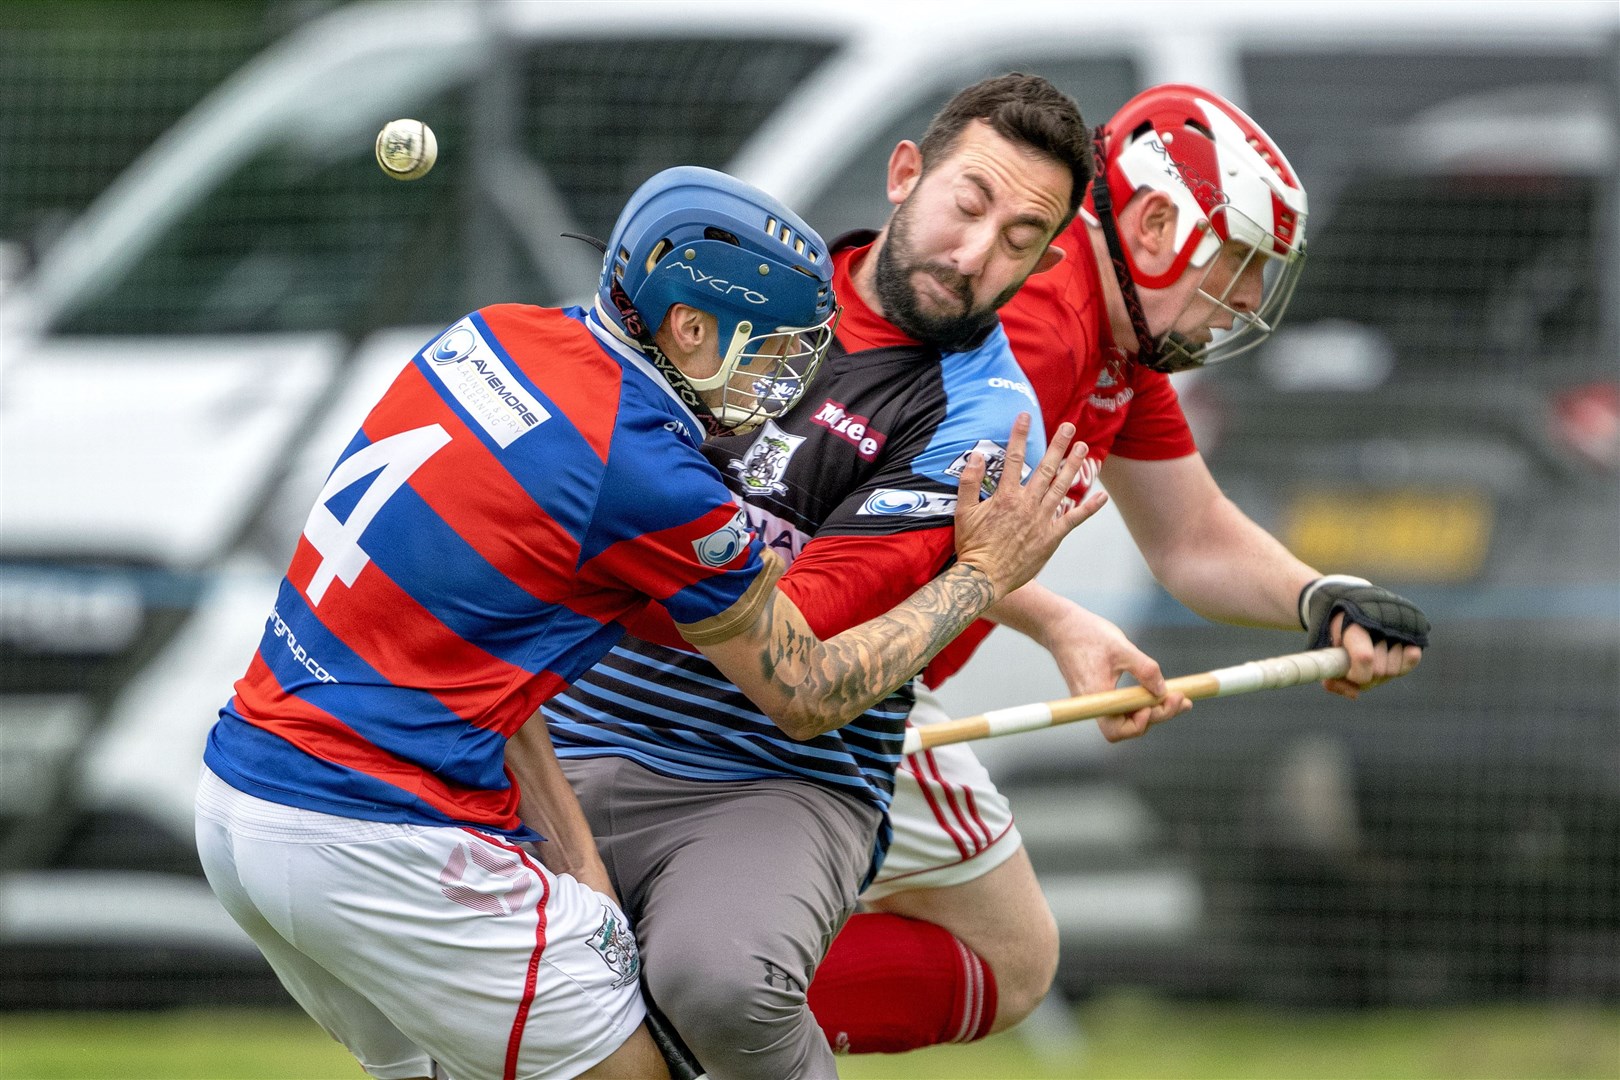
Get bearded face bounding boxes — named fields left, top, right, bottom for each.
left=872, top=194, right=1022, bottom=350
left=868, top=122, right=1072, bottom=350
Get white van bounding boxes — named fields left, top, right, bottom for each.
left=1, top=0, right=1613, bottom=1006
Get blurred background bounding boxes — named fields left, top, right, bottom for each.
left=0, top=1, right=1616, bottom=1076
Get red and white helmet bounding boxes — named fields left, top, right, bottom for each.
left=1088, top=83, right=1308, bottom=371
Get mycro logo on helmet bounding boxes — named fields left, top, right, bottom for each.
left=1145, top=136, right=1228, bottom=211
left=667, top=262, right=769, bottom=305
left=430, top=326, right=478, bottom=364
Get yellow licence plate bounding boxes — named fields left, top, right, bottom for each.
left=1282, top=489, right=1493, bottom=583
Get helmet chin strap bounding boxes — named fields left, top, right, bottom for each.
left=1091, top=129, right=1168, bottom=372
left=601, top=281, right=728, bottom=437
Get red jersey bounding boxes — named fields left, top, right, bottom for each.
left=922, top=220, right=1198, bottom=686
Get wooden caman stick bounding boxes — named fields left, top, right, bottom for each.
left=901, top=646, right=1351, bottom=756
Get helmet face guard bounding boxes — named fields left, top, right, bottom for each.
left=688, top=306, right=841, bottom=435
left=599, top=167, right=839, bottom=435
left=1155, top=204, right=1307, bottom=373
left=1090, top=84, right=1308, bottom=372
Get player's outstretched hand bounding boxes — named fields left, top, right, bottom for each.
left=953, top=415, right=1107, bottom=601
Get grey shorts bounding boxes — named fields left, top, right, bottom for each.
left=561, top=755, right=881, bottom=1080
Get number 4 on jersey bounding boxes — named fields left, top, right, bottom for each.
left=302, top=424, right=452, bottom=604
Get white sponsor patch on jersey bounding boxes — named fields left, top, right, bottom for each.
left=857, top=488, right=958, bottom=518
left=422, top=318, right=551, bottom=448
left=810, top=399, right=887, bottom=461
left=727, top=419, right=806, bottom=497
left=692, top=507, right=752, bottom=568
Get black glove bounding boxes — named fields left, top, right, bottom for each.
left=1299, top=575, right=1431, bottom=650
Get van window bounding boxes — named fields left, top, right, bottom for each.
left=520, top=37, right=838, bottom=241
left=54, top=36, right=837, bottom=338
left=1241, top=47, right=1614, bottom=383
left=1281, top=173, right=1602, bottom=382
left=1241, top=47, right=1615, bottom=182
left=801, top=54, right=1139, bottom=240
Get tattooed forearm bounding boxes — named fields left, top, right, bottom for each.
left=765, top=562, right=998, bottom=739
left=757, top=589, right=815, bottom=690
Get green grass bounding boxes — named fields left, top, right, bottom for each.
left=0, top=1009, right=354, bottom=1079
left=1, top=997, right=1616, bottom=1079
left=841, top=995, right=1620, bottom=1080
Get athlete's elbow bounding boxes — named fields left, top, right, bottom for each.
left=767, top=712, right=826, bottom=741
left=765, top=703, right=847, bottom=742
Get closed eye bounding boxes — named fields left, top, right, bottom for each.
left=1005, top=228, right=1042, bottom=255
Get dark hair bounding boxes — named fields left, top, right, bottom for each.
left=916, top=73, right=1093, bottom=233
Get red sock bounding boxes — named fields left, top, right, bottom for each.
left=809, top=912, right=998, bottom=1054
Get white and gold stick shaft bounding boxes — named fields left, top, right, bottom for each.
left=901, top=647, right=1349, bottom=756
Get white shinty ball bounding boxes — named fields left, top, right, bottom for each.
left=375, top=119, right=437, bottom=181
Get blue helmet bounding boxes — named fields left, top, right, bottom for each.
left=598, top=166, right=839, bottom=435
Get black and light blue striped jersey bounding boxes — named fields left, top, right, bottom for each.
left=544, top=237, right=1047, bottom=825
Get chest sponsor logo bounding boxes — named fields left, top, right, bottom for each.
left=586, top=905, right=641, bottom=989
left=693, top=507, right=752, bottom=568
left=728, top=419, right=805, bottom=497
left=810, top=399, right=886, bottom=461
left=422, top=318, right=551, bottom=448
left=858, top=488, right=958, bottom=518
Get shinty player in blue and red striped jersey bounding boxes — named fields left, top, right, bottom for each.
left=194, top=166, right=1104, bottom=1080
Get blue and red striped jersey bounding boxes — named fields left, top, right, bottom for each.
left=204, top=305, right=766, bottom=836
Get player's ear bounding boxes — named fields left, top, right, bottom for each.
left=1033, top=242, right=1067, bottom=275
left=674, top=304, right=711, bottom=349
left=658, top=303, right=714, bottom=365
left=1133, top=190, right=1178, bottom=258
left=886, top=140, right=923, bottom=206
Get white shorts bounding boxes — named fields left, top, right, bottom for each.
left=195, top=767, right=644, bottom=1080
left=863, top=688, right=1021, bottom=901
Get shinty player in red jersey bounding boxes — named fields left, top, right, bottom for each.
left=808, top=84, right=1431, bottom=1055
